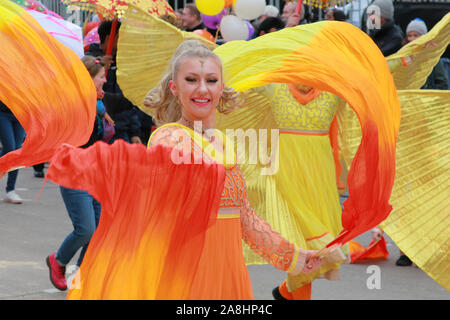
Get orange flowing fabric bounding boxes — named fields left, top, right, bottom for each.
left=214, top=21, right=401, bottom=248
left=0, top=2, right=96, bottom=174
left=45, top=140, right=225, bottom=299
left=349, top=237, right=389, bottom=263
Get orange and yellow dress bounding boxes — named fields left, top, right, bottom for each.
left=45, top=123, right=305, bottom=299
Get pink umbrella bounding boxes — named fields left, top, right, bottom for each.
left=83, top=26, right=100, bottom=52
left=27, top=9, right=84, bottom=57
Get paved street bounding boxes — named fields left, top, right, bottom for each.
left=0, top=166, right=448, bottom=300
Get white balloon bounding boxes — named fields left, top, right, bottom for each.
left=220, top=15, right=249, bottom=42
left=233, top=0, right=266, bottom=20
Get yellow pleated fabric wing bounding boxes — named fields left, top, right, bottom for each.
left=386, top=13, right=450, bottom=90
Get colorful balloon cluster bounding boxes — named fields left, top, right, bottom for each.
left=196, top=0, right=265, bottom=42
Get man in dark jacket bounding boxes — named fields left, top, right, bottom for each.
left=366, top=0, right=403, bottom=56
left=86, top=20, right=145, bottom=144
left=256, top=17, right=285, bottom=37
left=181, top=4, right=204, bottom=32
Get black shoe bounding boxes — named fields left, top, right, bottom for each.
left=272, top=286, right=288, bottom=300
left=34, top=171, right=45, bottom=178
left=396, top=254, right=412, bottom=266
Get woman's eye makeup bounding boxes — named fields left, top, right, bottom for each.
left=184, top=76, right=219, bottom=83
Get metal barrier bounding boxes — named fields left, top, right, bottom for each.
left=41, top=0, right=89, bottom=26
left=40, top=0, right=286, bottom=25
left=168, top=0, right=282, bottom=12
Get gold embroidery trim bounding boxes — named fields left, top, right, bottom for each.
left=217, top=214, right=240, bottom=219
left=286, top=247, right=300, bottom=273
left=217, top=207, right=240, bottom=219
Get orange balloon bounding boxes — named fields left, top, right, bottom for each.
left=193, top=29, right=215, bottom=43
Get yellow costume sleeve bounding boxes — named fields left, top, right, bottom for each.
left=386, top=13, right=450, bottom=90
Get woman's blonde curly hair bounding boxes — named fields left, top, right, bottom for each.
left=143, top=40, right=243, bottom=126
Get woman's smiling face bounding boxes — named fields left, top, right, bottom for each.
left=169, top=56, right=224, bottom=124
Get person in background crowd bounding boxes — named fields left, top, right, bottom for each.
left=257, top=16, right=285, bottom=37
left=0, top=100, right=26, bottom=204
left=404, top=18, right=448, bottom=90
left=181, top=3, right=205, bottom=32
left=325, top=8, right=347, bottom=22
left=252, top=5, right=280, bottom=31
left=282, top=1, right=307, bottom=28
left=442, top=58, right=450, bottom=90
left=86, top=20, right=143, bottom=144
left=45, top=56, right=107, bottom=291
left=33, top=163, right=45, bottom=178
left=366, top=0, right=403, bottom=56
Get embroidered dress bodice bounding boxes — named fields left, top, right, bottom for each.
left=264, top=83, right=340, bottom=132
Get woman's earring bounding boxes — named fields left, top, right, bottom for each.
left=217, top=98, right=224, bottom=113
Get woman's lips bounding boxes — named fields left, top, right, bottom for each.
left=191, top=97, right=211, bottom=106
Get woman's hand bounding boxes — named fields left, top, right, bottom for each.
left=424, top=41, right=438, bottom=49
left=289, top=249, right=323, bottom=275
left=371, top=227, right=384, bottom=242
left=104, top=112, right=115, bottom=126
left=302, top=250, right=322, bottom=274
